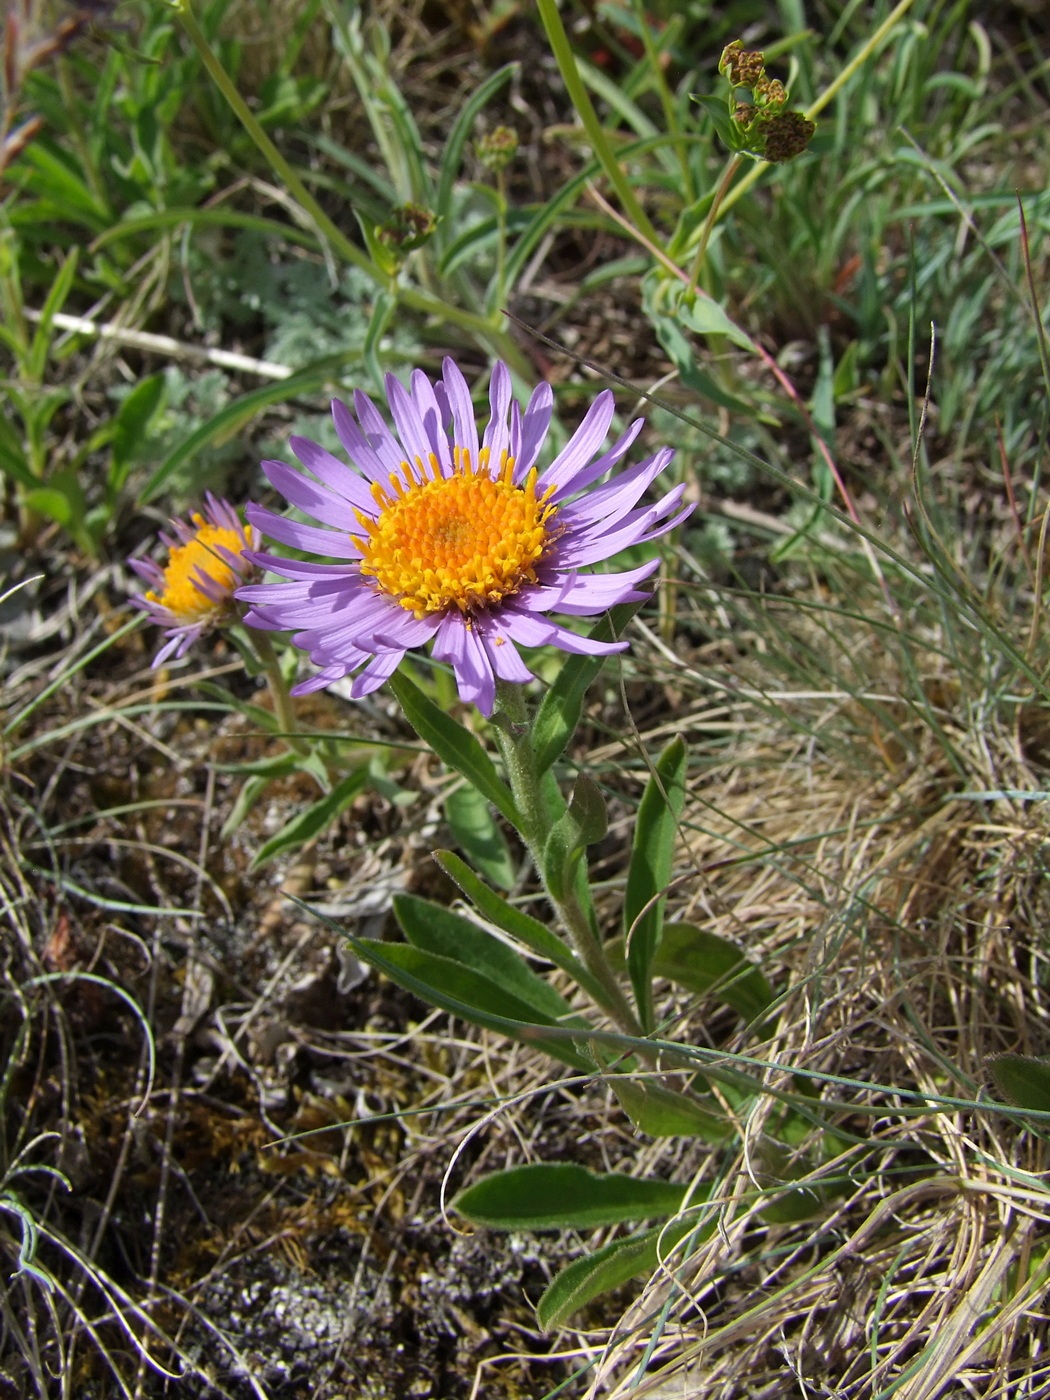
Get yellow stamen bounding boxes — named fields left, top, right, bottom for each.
left=146, top=518, right=245, bottom=621
left=355, top=452, right=558, bottom=618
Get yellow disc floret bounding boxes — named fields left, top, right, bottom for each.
left=355, top=449, right=558, bottom=618
left=146, top=518, right=245, bottom=621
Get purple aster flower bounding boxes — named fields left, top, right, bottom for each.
left=237, top=359, right=690, bottom=716
left=129, top=493, right=259, bottom=666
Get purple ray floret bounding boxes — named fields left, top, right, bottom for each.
left=237, top=359, right=690, bottom=715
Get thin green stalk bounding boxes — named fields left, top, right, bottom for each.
left=686, top=153, right=742, bottom=294
left=493, top=683, right=643, bottom=1037
left=630, top=0, right=694, bottom=203
left=536, top=0, right=659, bottom=248
left=249, top=630, right=306, bottom=755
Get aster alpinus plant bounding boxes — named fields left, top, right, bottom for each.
left=231, top=359, right=796, bottom=1327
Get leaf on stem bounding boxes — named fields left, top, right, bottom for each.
left=624, top=735, right=687, bottom=1032
left=388, top=670, right=522, bottom=828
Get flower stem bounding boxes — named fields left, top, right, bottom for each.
left=493, top=683, right=643, bottom=1037
left=249, top=630, right=306, bottom=754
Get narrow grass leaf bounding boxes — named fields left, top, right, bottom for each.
left=435, top=61, right=518, bottom=233
left=388, top=670, right=521, bottom=827
left=141, top=351, right=362, bottom=502
left=453, top=1163, right=688, bottom=1230
left=250, top=767, right=368, bottom=868
left=393, top=893, right=581, bottom=1025
left=624, top=736, right=687, bottom=1032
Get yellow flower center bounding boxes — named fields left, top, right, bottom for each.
left=355, top=448, right=558, bottom=618
left=147, top=519, right=245, bottom=621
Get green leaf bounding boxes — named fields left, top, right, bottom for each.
left=444, top=783, right=516, bottom=891
left=610, top=1076, right=731, bottom=1141
left=652, top=923, right=776, bottom=1025
left=250, top=767, right=368, bottom=868
left=387, top=669, right=521, bottom=828
left=987, top=1054, right=1050, bottom=1113
left=532, top=603, right=640, bottom=775
left=109, top=372, right=165, bottom=494
left=435, top=62, right=518, bottom=232
left=431, top=850, right=610, bottom=1004
left=453, top=1163, right=688, bottom=1230
left=27, top=247, right=79, bottom=381
left=354, top=939, right=593, bottom=1070
left=542, top=773, right=608, bottom=902
left=393, top=893, right=580, bottom=1027
left=677, top=292, right=756, bottom=354
left=624, top=736, right=687, bottom=1032
left=536, top=1212, right=709, bottom=1331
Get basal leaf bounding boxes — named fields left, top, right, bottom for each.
left=652, top=922, right=776, bottom=1026
left=453, top=1163, right=687, bottom=1230
left=536, top=1212, right=710, bottom=1331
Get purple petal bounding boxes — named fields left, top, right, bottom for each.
left=481, top=361, right=512, bottom=474
left=246, top=504, right=362, bottom=559
left=557, top=446, right=674, bottom=526
left=410, top=369, right=454, bottom=474
left=498, top=607, right=628, bottom=656
left=441, top=357, right=480, bottom=470
left=262, top=459, right=362, bottom=532
left=350, top=649, right=405, bottom=698
left=516, top=381, right=554, bottom=475
left=547, top=420, right=647, bottom=504
left=386, top=373, right=435, bottom=472
left=475, top=613, right=535, bottom=684
left=537, top=391, right=615, bottom=494
left=332, top=397, right=396, bottom=483
left=289, top=436, right=375, bottom=513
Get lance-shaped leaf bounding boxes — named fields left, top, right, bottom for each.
left=531, top=603, right=641, bottom=775
left=444, top=781, right=517, bottom=891
left=453, top=1162, right=688, bottom=1230
left=536, top=1210, right=711, bottom=1331
left=652, top=923, right=776, bottom=1026
left=542, top=774, right=608, bottom=903
left=624, top=736, right=687, bottom=1032
left=393, top=893, right=582, bottom=1027
left=388, top=669, right=521, bottom=828
left=433, top=851, right=609, bottom=1004
left=610, top=1076, right=731, bottom=1141
left=356, top=937, right=593, bottom=1070
left=988, top=1054, right=1050, bottom=1113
